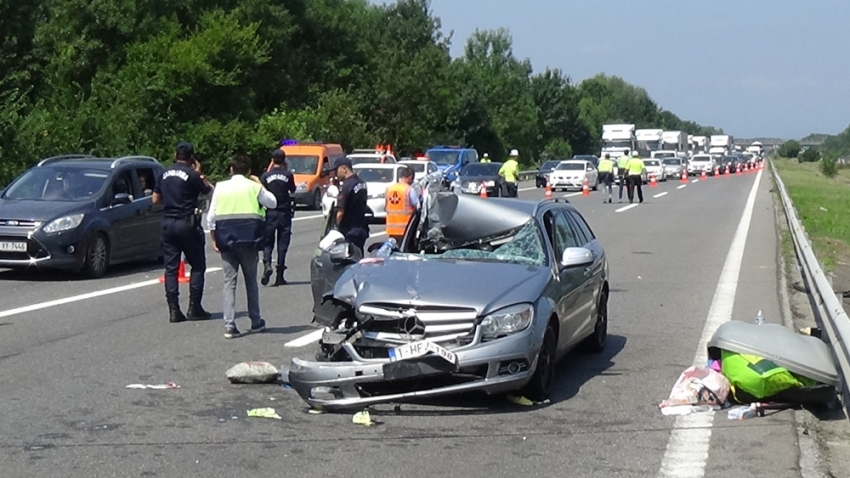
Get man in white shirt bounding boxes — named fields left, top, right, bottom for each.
left=206, top=154, right=277, bottom=339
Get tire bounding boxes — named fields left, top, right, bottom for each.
left=493, top=186, right=501, bottom=197
left=310, top=189, right=322, bottom=211
left=83, top=233, right=110, bottom=279
left=522, top=322, right=557, bottom=402
left=582, top=290, right=608, bottom=353
left=592, top=179, right=598, bottom=191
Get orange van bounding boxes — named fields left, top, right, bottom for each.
left=279, top=142, right=345, bottom=210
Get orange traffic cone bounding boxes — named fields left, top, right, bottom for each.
left=158, top=258, right=190, bottom=283
left=736, top=165, right=742, bottom=175
left=544, top=181, right=552, bottom=198
left=581, top=177, right=590, bottom=196
left=714, top=167, right=719, bottom=177
left=479, top=182, right=488, bottom=198
left=725, top=167, right=731, bottom=177
left=701, top=170, right=707, bottom=180
left=681, top=171, right=689, bottom=183
left=649, top=174, right=657, bottom=188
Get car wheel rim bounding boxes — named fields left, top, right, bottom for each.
left=596, top=296, right=608, bottom=346
left=540, top=329, right=555, bottom=392
left=90, top=237, right=107, bottom=273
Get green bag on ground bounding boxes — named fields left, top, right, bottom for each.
left=720, top=350, right=819, bottom=400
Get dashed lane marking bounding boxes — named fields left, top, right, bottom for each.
left=653, top=192, right=668, bottom=198
left=284, top=329, right=324, bottom=348
left=0, top=267, right=223, bottom=319
left=677, top=185, right=687, bottom=189
left=615, top=204, right=639, bottom=213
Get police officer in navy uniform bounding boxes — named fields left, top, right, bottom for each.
left=333, top=157, right=370, bottom=253
left=152, top=141, right=215, bottom=323
left=260, top=149, right=296, bottom=286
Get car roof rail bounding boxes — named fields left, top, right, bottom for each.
left=110, top=156, right=161, bottom=169
left=37, top=154, right=96, bottom=167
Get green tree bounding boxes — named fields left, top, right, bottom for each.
left=540, top=138, right=573, bottom=160
left=799, top=147, right=820, bottom=163
left=778, top=140, right=802, bottom=158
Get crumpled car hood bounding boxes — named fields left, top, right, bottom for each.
left=333, top=257, right=550, bottom=316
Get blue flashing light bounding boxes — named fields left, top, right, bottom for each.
left=280, top=139, right=299, bottom=146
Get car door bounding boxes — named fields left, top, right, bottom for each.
left=565, top=209, right=604, bottom=339
left=586, top=162, right=598, bottom=185
left=100, top=169, right=143, bottom=262
left=542, top=208, right=586, bottom=351
left=134, top=167, right=164, bottom=259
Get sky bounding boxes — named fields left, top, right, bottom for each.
left=376, top=0, right=850, bottom=139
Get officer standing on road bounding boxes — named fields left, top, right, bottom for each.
left=207, top=154, right=278, bottom=339
left=499, top=149, right=520, bottom=197
left=152, top=141, right=214, bottom=323
left=260, top=149, right=296, bottom=287
left=333, top=157, right=370, bottom=253
left=598, top=153, right=615, bottom=204
left=626, top=150, right=646, bottom=204
left=616, top=152, right=630, bottom=203
left=385, top=167, right=418, bottom=245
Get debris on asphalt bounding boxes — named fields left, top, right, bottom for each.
left=226, top=361, right=280, bottom=384
left=308, top=408, right=324, bottom=415
left=506, top=395, right=550, bottom=406
left=658, top=366, right=730, bottom=415
left=125, top=382, right=180, bottom=390
left=247, top=408, right=282, bottom=420
left=352, top=410, right=374, bottom=426
left=727, top=404, right=758, bottom=420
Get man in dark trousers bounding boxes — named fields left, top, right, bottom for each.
left=152, top=141, right=215, bottom=323
left=333, top=157, right=370, bottom=253
left=260, top=149, right=296, bottom=286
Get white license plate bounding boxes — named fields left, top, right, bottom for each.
left=389, top=340, right=457, bottom=365
left=0, top=241, right=26, bottom=252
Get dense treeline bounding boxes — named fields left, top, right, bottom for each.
left=0, top=0, right=723, bottom=184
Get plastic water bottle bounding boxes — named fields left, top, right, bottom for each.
left=375, top=238, right=398, bottom=258
left=727, top=403, right=758, bottom=420
left=755, top=310, right=765, bottom=325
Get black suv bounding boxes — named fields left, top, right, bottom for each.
left=535, top=160, right=560, bottom=187
left=0, top=154, right=166, bottom=277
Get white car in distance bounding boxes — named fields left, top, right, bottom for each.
left=547, top=160, right=598, bottom=192
left=643, top=159, right=667, bottom=182
left=321, top=163, right=407, bottom=218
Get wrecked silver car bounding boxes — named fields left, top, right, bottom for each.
left=289, top=192, right=610, bottom=410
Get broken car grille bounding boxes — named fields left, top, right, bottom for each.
left=357, top=303, right=478, bottom=345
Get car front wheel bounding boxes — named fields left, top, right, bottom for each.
left=582, top=290, right=608, bottom=353
left=83, top=233, right=110, bottom=278
left=522, top=322, right=557, bottom=402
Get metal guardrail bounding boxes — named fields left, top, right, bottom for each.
left=518, top=170, right=538, bottom=181
left=771, top=159, right=850, bottom=413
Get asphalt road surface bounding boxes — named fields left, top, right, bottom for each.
left=0, top=170, right=805, bottom=478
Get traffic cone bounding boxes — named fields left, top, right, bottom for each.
left=479, top=182, right=488, bottom=198
left=581, top=177, right=590, bottom=196
left=736, top=166, right=741, bottom=175
left=701, top=170, right=707, bottom=180
left=650, top=174, right=657, bottom=188
left=681, top=171, right=688, bottom=183
left=714, top=167, right=719, bottom=177
left=158, top=257, right=190, bottom=283
left=544, top=181, right=552, bottom=198
left=725, top=167, right=731, bottom=177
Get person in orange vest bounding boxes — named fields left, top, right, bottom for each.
left=384, top=167, right=418, bottom=244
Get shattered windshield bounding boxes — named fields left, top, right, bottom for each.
left=423, top=221, right=546, bottom=267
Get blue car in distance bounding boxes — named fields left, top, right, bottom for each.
left=426, top=146, right=479, bottom=187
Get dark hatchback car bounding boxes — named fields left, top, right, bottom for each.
left=536, top=160, right=560, bottom=188
left=572, top=155, right=600, bottom=168
left=452, top=162, right=508, bottom=197
left=0, top=154, right=165, bottom=278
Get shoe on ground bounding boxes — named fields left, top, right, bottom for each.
left=169, top=307, right=186, bottom=323
left=249, top=319, right=266, bottom=334
left=224, top=326, right=241, bottom=339
left=186, top=303, right=212, bottom=321
left=272, top=270, right=287, bottom=287
left=261, top=263, right=273, bottom=286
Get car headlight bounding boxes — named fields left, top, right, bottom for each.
left=296, top=182, right=307, bottom=191
left=42, top=214, right=84, bottom=234
left=484, top=180, right=495, bottom=187
left=479, top=303, right=534, bottom=339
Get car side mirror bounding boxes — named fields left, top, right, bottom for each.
left=329, top=241, right=355, bottom=264
left=112, top=193, right=132, bottom=206
left=561, top=247, right=593, bottom=269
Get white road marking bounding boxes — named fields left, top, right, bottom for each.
left=691, top=179, right=700, bottom=183
left=284, top=329, right=324, bottom=348
left=0, top=267, right=223, bottom=319
left=653, top=192, right=668, bottom=198
left=293, top=213, right=325, bottom=222
left=563, top=192, right=582, bottom=198
left=677, top=185, right=687, bottom=190
left=657, top=169, right=763, bottom=478
left=615, top=204, right=639, bottom=213
left=519, top=186, right=537, bottom=192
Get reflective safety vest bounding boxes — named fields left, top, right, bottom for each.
left=616, top=156, right=630, bottom=175
left=598, top=158, right=615, bottom=173
left=627, top=157, right=645, bottom=175
left=385, top=182, right=415, bottom=237
left=213, top=176, right=266, bottom=252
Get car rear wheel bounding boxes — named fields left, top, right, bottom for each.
left=522, top=322, right=557, bottom=402
left=83, top=233, right=110, bottom=279
left=582, top=291, right=608, bottom=353
left=310, top=189, right=321, bottom=211
left=591, top=178, right=598, bottom=191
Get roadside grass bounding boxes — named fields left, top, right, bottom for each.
left=773, top=158, right=850, bottom=272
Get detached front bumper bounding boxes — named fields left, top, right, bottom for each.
left=288, top=327, right=539, bottom=411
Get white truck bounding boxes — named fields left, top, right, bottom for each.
left=635, top=129, right=664, bottom=157
left=709, top=135, right=733, bottom=155
left=601, top=124, right=637, bottom=159
left=692, top=136, right=708, bottom=154
left=747, top=142, right=764, bottom=158
left=652, top=131, right=689, bottom=159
